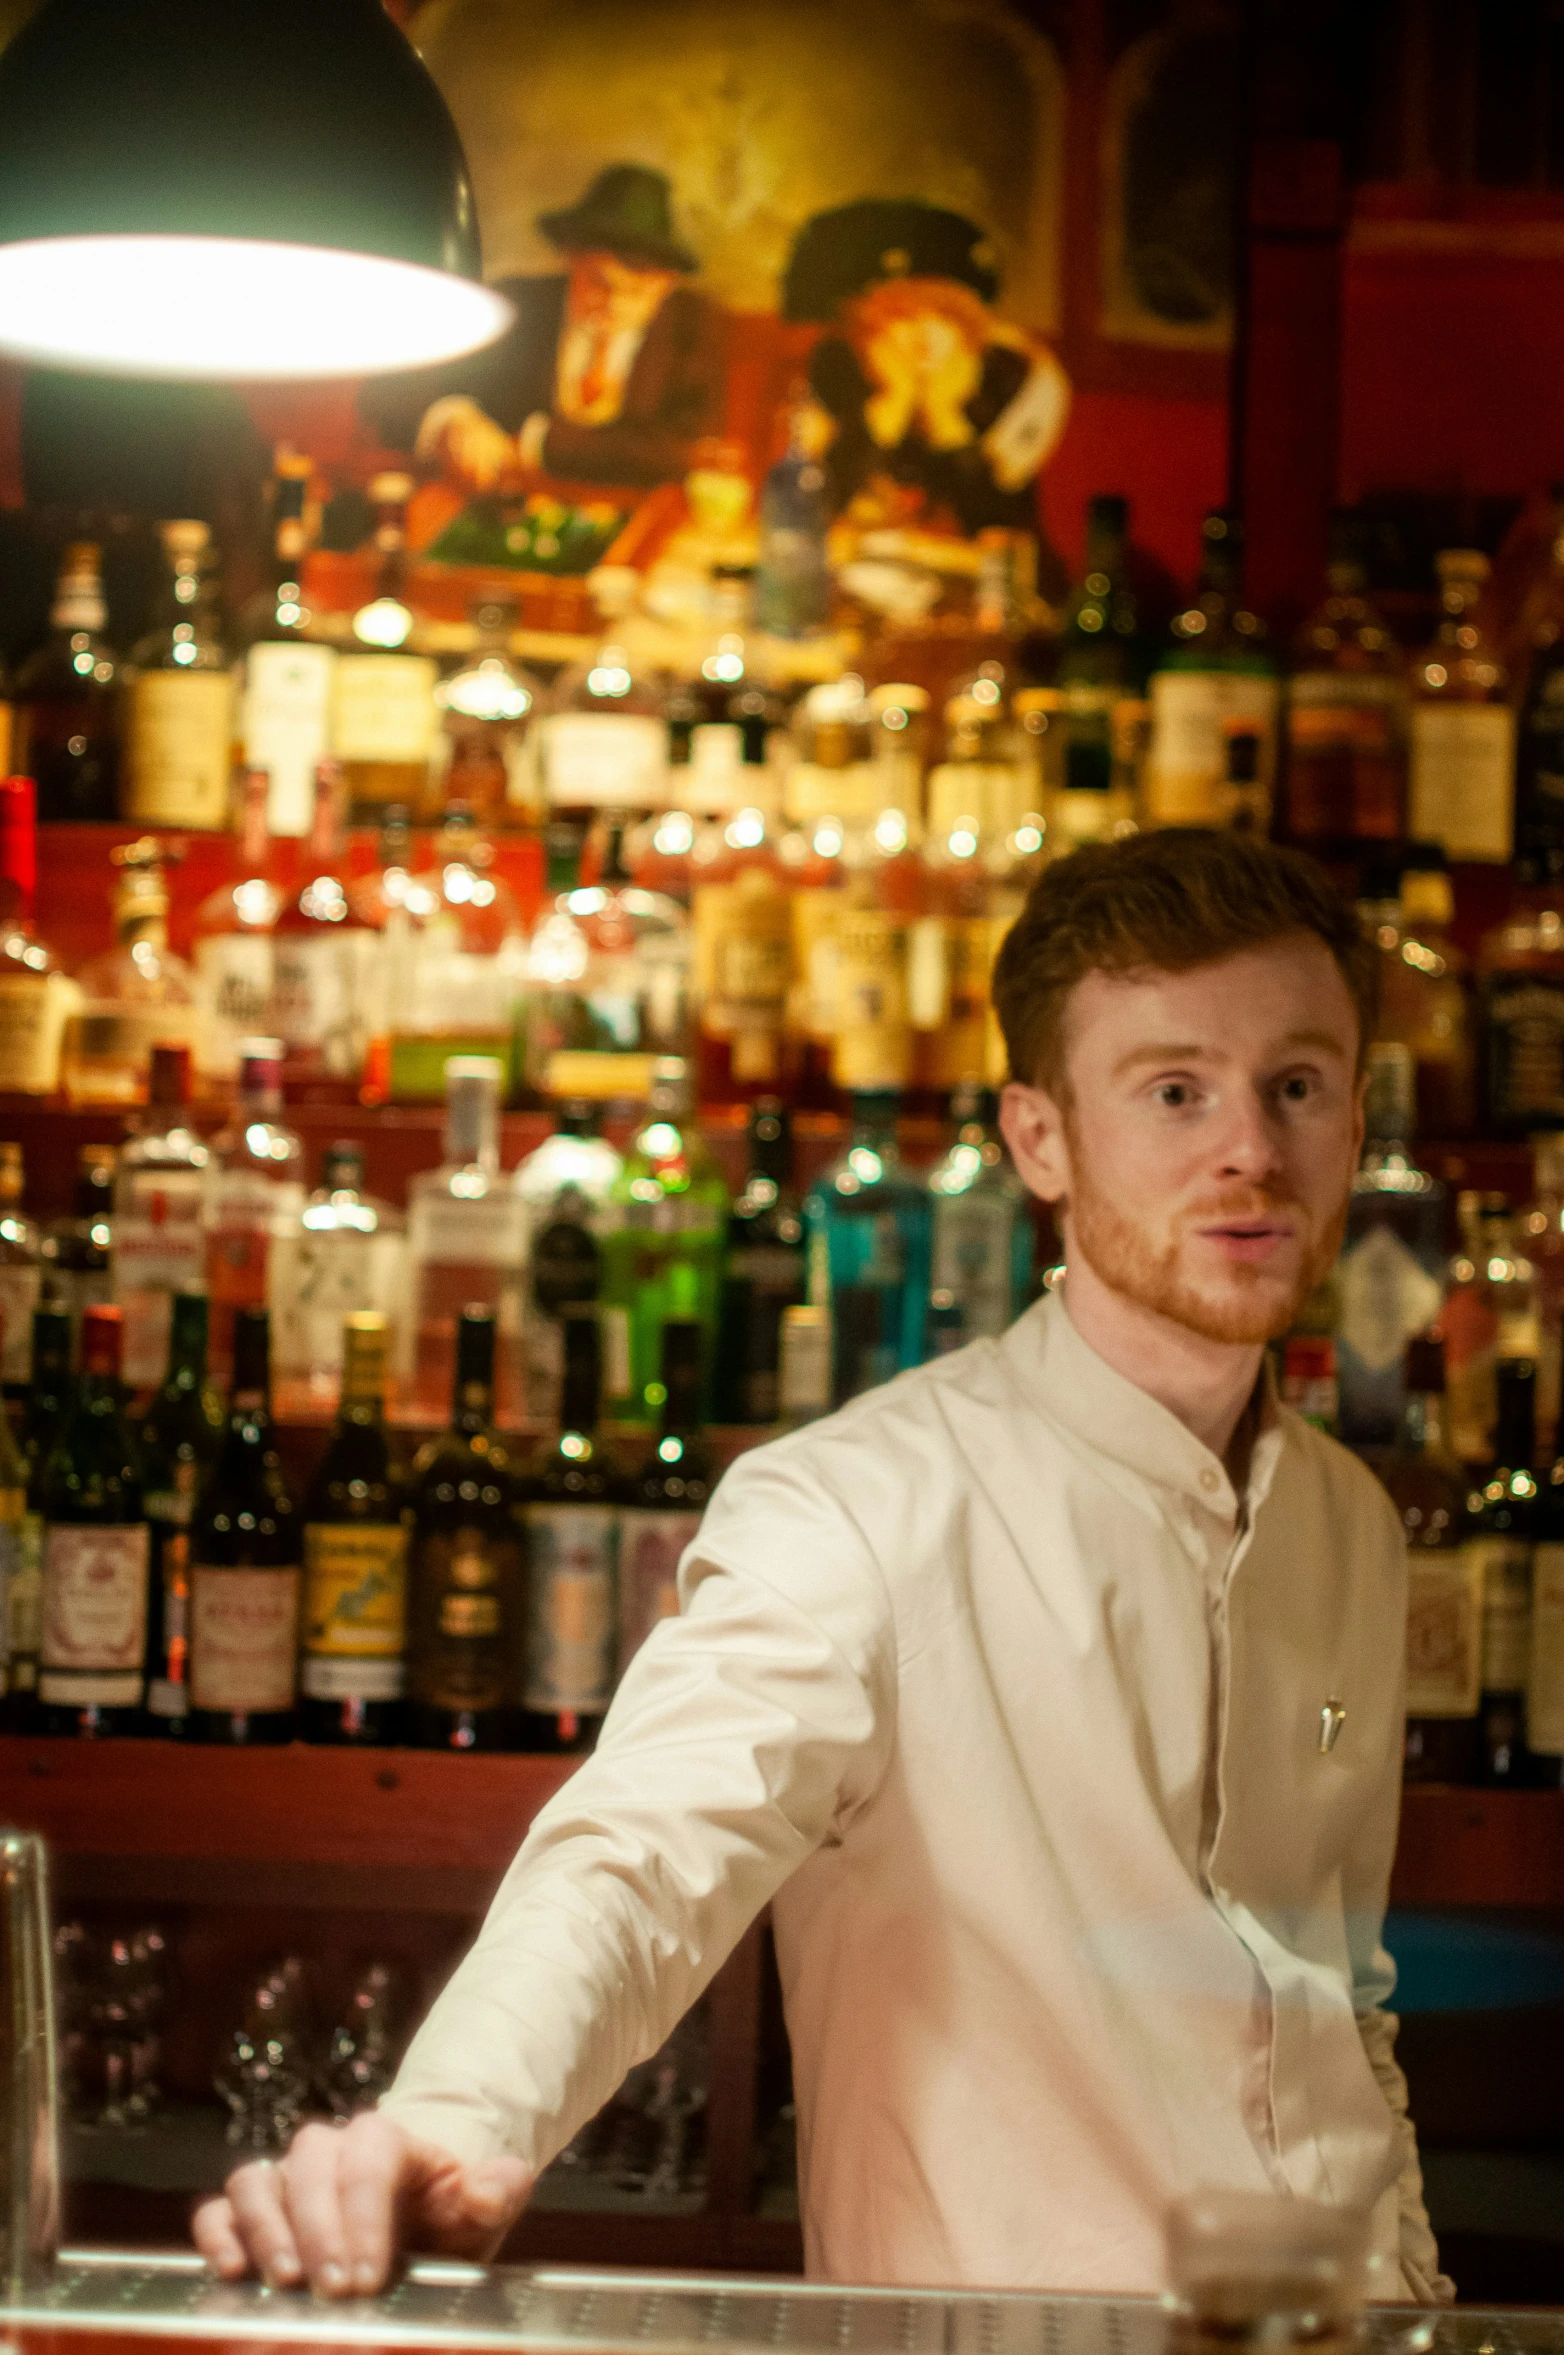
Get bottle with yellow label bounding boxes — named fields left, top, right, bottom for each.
left=693, top=785, right=794, bottom=1104
left=407, top=1307, right=520, bottom=1753
left=331, top=474, right=438, bottom=824
left=912, top=753, right=1008, bottom=1099
left=123, top=519, right=235, bottom=830
left=300, top=1311, right=408, bottom=1746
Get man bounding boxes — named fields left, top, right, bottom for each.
left=196, top=830, right=1450, bottom=2306
left=362, top=164, right=722, bottom=492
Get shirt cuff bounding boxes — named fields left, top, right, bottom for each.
left=376, top=2092, right=515, bottom=2174
left=517, top=411, right=552, bottom=471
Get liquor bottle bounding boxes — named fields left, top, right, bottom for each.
left=519, top=1307, right=618, bottom=1753
left=137, top=1289, right=224, bottom=1734
left=518, top=812, right=691, bottom=1102
left=0, top=1141, right=40, bottom=1391
left=404, top=1057, right=526, bottom=1425
left=1382, top=849, right=1474, bottom=1138
left=203, top=1039, right=305, bottom=1387
left=1467, top=1355, right=1538, bottom=1786
left=1514, top=560, right=1564, bottom=874
left=435, top=595, right=541, bottom=830
left=382, top=804, right=529, bottom=1100
left=754, top=402, right=832, bottom=639
left=805, top=1091, right=933, bottom=1402
left=191, top=767, right=282, bottom=1085
left=1525, top=1139, right=1564, bottom=1462
left=1528, top=1331, right=1564, bottom=1787
left=1145, top=510, right=1279, bottom=829
left=237, top=447, right=337, bottom=839
left=122, top=519, right=234, bottom=830
left=1407, top=549, right=1513, bottom=863
left=406, top=1307, right=521, bottom=1752
left=0, top=772, right=76, bottom=1096
left=619, top=1317, right=713, bottom=1672
left=1437, top=1192, right=1530, bottom=1466
left=6, top=1306, right=73, bottom=1715
left=110, top=1043, right=211, bottom=1389
left=1332, top=1041, right=1446, bottom=1449
left=0, top=1339, right=25, bottom=1699
left=300, top=1311, right=409, bottom=1745
left=59, top=837, right=198, bottom=1105
left=188, top=1306, right=301, bottom=1745
left=39, top=1146, right=114, bottom=1335
left=714, top=1099, right=806, bottom=1424
left=269, top=1141, right=405, bottom=1422
left=35, top=1304, right=149, bottom=1736
left=778, top=1302, right=832, bottom=1429
left=538, top=573, right=667, bottom=830
left=1284, top=512, right=1407, bottom=848
left=514, top=1101, right=624, bottom=1428
left=13, top=540, right=120, bottom=823
left=912, top=754, right=1003, bottom=1096
left=926, top=1085, right=1034, bottom=1345
left=1378, top=1335, right=1482, bottom=1785
left=270, top=760, right=381, bottom=1103
left=600, top=1058, right=729, bottom=1423
left=1054, top=495, right=1153, bottom=820
left=330, top=473, right=440, bottom=823
left=692, top=786, right=794, bottom=1103
left=1479, top=855, right=1564, bottom=1133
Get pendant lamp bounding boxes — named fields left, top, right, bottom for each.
left=0, top=0, right=513, bottom=378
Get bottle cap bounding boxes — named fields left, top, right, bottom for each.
left=147, top=1042, right=193, bottom=1108
left=79, top=1303, right=125, bottom=1380
left=779, top=1304, right=832, bottom=1416
left=236, top=1038, right=285, bottom=1103
left=340, top=1311, right=389, bottom=1405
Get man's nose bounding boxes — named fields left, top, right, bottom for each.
left=1214, top=1089, right=1286, bottom=1180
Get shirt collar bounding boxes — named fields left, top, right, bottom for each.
left=999, top=1288, right=1284, bottom=1524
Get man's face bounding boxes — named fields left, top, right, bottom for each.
left=1001, top=934, right=1365, bottom=1346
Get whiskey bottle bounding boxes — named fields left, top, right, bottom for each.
left=0, top=1140, right=40, bottom=1392
left=519, top=1307, right=618, bottom=1753
left=1407, top=549, right=1514, bottom=863
left=714, top=1099, right=806, bottom=1424
left=514, top=1101, right=623, bottom=1428
left=138, top=1289, right=223, bottom=1734
left=407, top=1307, right=521, bottom=1752
left=13, top=540, right=120, bottom=824
left=1479, top=854, right=1564, bottom=1133
left=1530, top=1329, right=1564, bottom=1786
left=122, top=520, right=234, bottom=831
left=40, top=1147, right=114, bottom=1337
left=1379, top=1335, right=1481, bottom=1784
left=237, top=447, right=337, bottom=839
left=1468, top=1356, right=1538, bottom=1786
left=1332, top=1042, right=1446, bottom=1448
left=0, top=772, right=76, bottom=1097
left=778, top=1303, right=832, bottom=1429
left=188, top=1306, right=301, bottom=1745
left=435, top=594, right=539, bottom=829
left=1146, top=510, right=1279, bottom=829
left=1285, top=513, right=1407, bottom=848
left=331, top=474, right=439, bottom=824
left=5, top=1306, right=72, bottom=1717
left=300, top=1312, right=408, bottom=1745
left=270, top=761, right=381, bottom=1103
left=59, top=837, right=199, bottom=1105
left=110, top=1042, right=211, bottom=1389
left=36, top=1304, right=149, bottom=1737
left=618, top=1317, right=713, bottom=1674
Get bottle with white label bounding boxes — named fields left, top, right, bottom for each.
left=1332, top=1041, right=1447, bottom=1448
left=0, top=1141, right=40, bottom=1393
left=36, top=1304, right=149, bottom=1737
left=271, top=761, right=381, bottom=1102
left=1407, top=549, right=1514, bottom=864
left=520, top=1306, right=619, bottom=1752
left=539, top=569, right=667, bottom=830
left=1146, top=510, right=1279, bottom=829
left=0, top=772, right=76, bottom=1096
left=269, top=1141, right=406, bottom=1423
left=237, top=448, right=337, bottom=839
left=404, top=1058, right=527, bottom=1426
left=331, top=473, right=438, bottom=823
left=203, top=1040, right=305, bottom=1390
left=188, top=1306, right=301, bottom=1746
left=1378, top=1335, right=1482, bottom=1784
left=191, top=767, right=282, bottom=1084
left=123, top=519, right=234, bottom=830
left=111, top=1043, right=211, bottom=1389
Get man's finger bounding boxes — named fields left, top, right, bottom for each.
left=282, top=2121, right=353, bottom=2296
left=337, top=2112, right=413, bottom=2293
left=191, top=2195, right=250, bottom=2280
left=223, top=2160, right=303, bottom=2289
left=415, top=2154, right=533, bottom=2255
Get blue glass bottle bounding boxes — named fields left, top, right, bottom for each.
left=805, top=1092, right=932, bottom=1405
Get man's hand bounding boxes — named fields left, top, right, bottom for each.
left=192, top=2113, right=533, bottom=2297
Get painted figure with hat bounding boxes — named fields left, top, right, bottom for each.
left=785, top=198, right=1070, bottom=539
left=363, top=164, right=722, bottom=492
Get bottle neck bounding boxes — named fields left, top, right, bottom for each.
left=559, top=1321, right=602, bottom=1437
left=307, top=770, right=345, bottom=870
left=236, top=776, right=271, bottom=874
left=453, top=1379, right=495, bottom=1439
left=53, top=566, right=106, bottom=635
left=1401, top=1389, right=1449, bottom=1459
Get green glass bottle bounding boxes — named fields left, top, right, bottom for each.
left=618, top=1317, right=713, bottom=1674
left=137, top=1289, right=224, bottom=1735
left=300, top=1311, right=408, bottom=1746
left=188, top=1307, right=301, bottom=1746
left=599, top=1057, right=728, bottom=1423
left=519, top=1308, right=619, bottom=1754
left=36, top=1304, right=148, bottom=1738
left=5, top=1307, right=73, bottom=1722
left=1054, top=494, right=1152, bottom=812
left=407, top=1307, right=521, bottom=1753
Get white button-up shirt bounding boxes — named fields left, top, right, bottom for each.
left=383, top=1294, right=1450, bottom=2301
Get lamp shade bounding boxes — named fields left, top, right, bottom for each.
left=0, top=0, right=513, bottom=378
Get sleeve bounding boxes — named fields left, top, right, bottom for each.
left=379, top=1440, right=898, bottom=2176
left=1344, top=1486, right=1455, bottom=2308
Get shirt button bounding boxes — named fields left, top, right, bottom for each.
left=1199, top=1468, right=1221, bottom=1493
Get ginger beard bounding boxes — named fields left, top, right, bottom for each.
left=1061, top=1112, right=1349, bottom=1347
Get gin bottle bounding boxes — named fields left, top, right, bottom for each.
left=111, top=1042, right=211, bottom=1389
left=599, top=1058, right=728, bottom=1424
left=269, top=1142, right=406, bottom=1422
left=203, top=1040, right=305, bottom=1389
left=927, top=1085, right=1034, bottom=1345
left=513, top=1100, right=623, bottom=1427
left=1333, top=1041, right=1446, bottom=1449
left=403, top=1057, right=526, bottom=1426
left=805, top=1092, right=933, bottom=1404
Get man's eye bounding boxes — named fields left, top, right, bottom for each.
left=1154, top=1081, right=1195, bottom=1109
left=1279, top=1073, right=1317, bottom=1103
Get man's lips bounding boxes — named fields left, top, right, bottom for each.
left=1194, top=1218, right=1297, bottom=1264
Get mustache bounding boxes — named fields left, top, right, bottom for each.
left=1183, top=1189, right=1304, bottom=1224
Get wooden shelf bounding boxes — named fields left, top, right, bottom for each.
left=1391, top=1786, right=1564, bottom=1910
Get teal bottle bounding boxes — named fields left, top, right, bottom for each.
left=805, top=1092, right=932, bottom=1405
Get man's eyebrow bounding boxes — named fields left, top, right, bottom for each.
left=1110, top=1029, right=1350, bottom=1080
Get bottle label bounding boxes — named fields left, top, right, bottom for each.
left=1485, top=979, right=1564, bottom=1125
left=833, top=908, right=911, bottom=1091
left=124, top=671, right=235, bottom=828
left=790, top=888, right=842, bottom=1044
left=1337, top=1223, right=1444, bottom=1375
left=242, top=641, right=336, bottom=838
left=1530, top=1540, right=1564, bottom=1754
left=414, top=1528, right=517, bottom=1712
left=779, top=1317, right=833, bottom=1418
left=618, top=1507, right=699, bottom=1671
left=1146, top=670, right=1280, bottom=827
left=523, top=1502, right=617, bottom=1712
left=6, top=1508, right=42, bottom=1686
left=1471, top=1533, right=1533, bottom=1692
left=0, top=971, right=73, bottom=1094
left=1287, top=671, right=1407, bottom=736
left=542, top=712, right=666, bottom=810
left=270, top=930, right=377, bottom=1070
left=602, top=1306, right=632, bottom=1403
left=112, top=1171, right=209, bottom=1388
left=1406, top=1546, right=1484, bottom=1718
left=1409, top=702, right=1515, bottom=863
left=190, top=1563, right=300, bottom=1713
left=302, top=1523, right=408, bottom=1700
left=39, top=1522, right=150, bottom=1702
left=194, top=934, right=275, bottom=1080
left=931, top=1195, right=1019, bottom=1341
left=0, top=1261, right=41, bottom=1383
left=330, top=654, right=439, bottom=765
left=919, top=916, right=996, bottom=1091
left=694, top=874, right=792, bottom=1062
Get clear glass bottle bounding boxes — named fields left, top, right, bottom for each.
left=122, top=519, right=234, bottom=831
left=520, top=812, right=692, bottom=1102
left=1332, top=1041, right=1446, bottom=1449
left=1284, top=510, right=1407, bottom=848
left=714, top=1099, right=806, bottom=1425
left=190, top=765, right=282, bottom=1088
left=754, top=403, right=832, bottom=639
left=927, top=1084, right=1034, bottom=1345
left=59, top=836, right=198, bottom=1105
left=137, top=1288, right=224, bottom=1735
left=518, top=1306, right=619, bottom=1754
left=271, top=760, right=381, bottom=1104
left=188, top=1305, right=301, bottom=1746
left=911, top=754, right=1002, bottom=1098
left=692, top=790, right=795, bottom=1105
left=13, top=540, right=120, bottom=823
left=1479, top=853, right=1564, bottom=1133
left=619, top=1317, right=714, bottom=1673
left=403, top=1056, right=527, bottom=1428
left=35, top=1303, right=148, bottom=1737
left=269, top=1141, right=406, bottom=1423
left=1407, top=548, right=1513, bottom=864
left=406, top=1306, right=521, bottom=1753
left=1146, top=510, right=1279, bottom=830
left=513, top=1100, right=624, bottom=1429
left=300, top=1311, right=408, bottom=1746
left=0, top=1140, right=40, bottom=1391
left=1378, top=1334, right=1482, bottom=1785
left=538, top=570, right=667, bottom=835
left=435, top=595, right=540, bottom=830
left=236, top=447, right=337, bottom=840
left=40, top=1146, right=114, bottom=1337
left=804, top=1090, right=933, bottom=1404
left=1467, top=1356, right=1538, bottom=1786
left=600, top=1057, right=729, bottom=1424
left=203, top=1039, right=305, bottom=1390
left=111, top=1041, right=211, bottom=1389
left=381, top=804, right=529, bottom=1101
left=330, top=473, right=440, bottom=824
left=0, top=772, right=77, bottom=1096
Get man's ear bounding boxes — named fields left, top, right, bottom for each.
left=1000, top=1080, right=1071, bottom=1205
